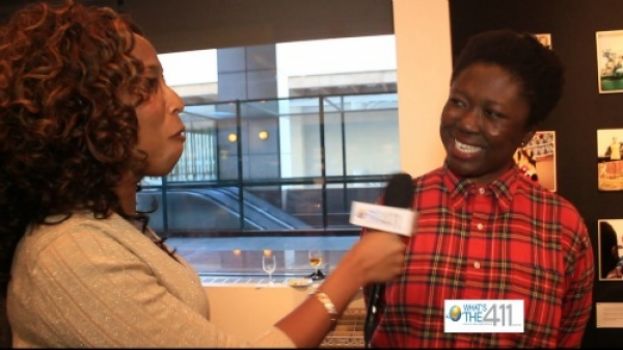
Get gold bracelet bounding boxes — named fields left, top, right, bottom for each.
left=313, top=291, right=338, bottom=326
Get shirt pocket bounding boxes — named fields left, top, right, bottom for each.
left=504, top=261, right=563, bottom=347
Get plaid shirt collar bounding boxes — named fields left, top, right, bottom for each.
left=442, top=165, right=518, bottom=213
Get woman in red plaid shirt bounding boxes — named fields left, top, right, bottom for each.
left=367, top=30, right=593, bottom=348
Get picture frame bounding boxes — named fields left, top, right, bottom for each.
left=596, top=30, right=623, bottom=94
left=597, top=128, right=623, bottom=191
left=513, top=130, right=557, bottom=192
left=598, top=219, right=623, bottom=281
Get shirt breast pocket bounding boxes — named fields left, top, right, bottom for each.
left=505, top=261, right=564, bottom=346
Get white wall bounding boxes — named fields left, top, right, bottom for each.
left=393, top=0, right=451, bottom=177
left=205, top=284, right=364, bottom=343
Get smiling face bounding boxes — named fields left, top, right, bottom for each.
left=440, top=63, right=535, bottom=184
left=131, top=35, right=186, bottom=177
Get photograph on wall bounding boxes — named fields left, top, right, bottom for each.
left=598, top=219, right=623, bottom=281
left=597, top=128, right=623, bottom=191
left=513, top=130, right=557, bottom=192
left=596, top=30, right=623, bottom=93
left=533, top=33, right=552, bottom=50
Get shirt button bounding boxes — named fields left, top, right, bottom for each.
left=478, top=187, right=485, bottom=195
left=473, top=261, right=481, bottom=269
left=476, top=223, right=484, bottom=230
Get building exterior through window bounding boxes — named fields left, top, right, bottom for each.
left=139, top=35, right=401, bottom=276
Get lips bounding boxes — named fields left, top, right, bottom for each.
left=171, top=128, right=186, bottom=141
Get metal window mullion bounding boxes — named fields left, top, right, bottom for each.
left=340, top=95, right=348, bottom=213
left=235, top=100, right=245, bottom=230
left=319, top=96, right=328, bottom=228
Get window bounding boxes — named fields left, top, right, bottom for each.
left=141, top=35, right=399, bottom=276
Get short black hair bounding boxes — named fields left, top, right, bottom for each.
left=451, top=29, right=564, bottom=127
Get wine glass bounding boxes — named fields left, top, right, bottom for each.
left=262, top=249, right=277, bottom=285
left=307, top=249, right=325, bottom=281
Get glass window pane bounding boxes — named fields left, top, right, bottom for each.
left=277, top=97, right=322, bottom=178
left=343, top=94, right=400, bottom=176
left=136, top=188, right=163, bottom=231
left=244, top=185, right=314, bottom=231
left=276, top=35, right=396, bottom=98
left=245, top=184, right=323, bottom=231
left=239, top=100, right=281, bottom=180
left=280, top=184, right=324, bottom=227
left=324, top=111, right=345, bottom=177
left=141, top=176, right=162, bottom=187
left=158, top=49, right=218, bottom=104
left=325, top=183, right=349, bottom=227
left=145, top=34, right=399, bottom=277
left=167, top=244, right=356, bottom=277
left=323, top=93, right=399, bottom=176
left=138, top=186, right=253, bottom=239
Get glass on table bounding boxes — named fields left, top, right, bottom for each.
left=262, top=249, right=277, bottom=285
left=307, top=249, right=326, bottom=281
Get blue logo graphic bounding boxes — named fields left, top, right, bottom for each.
left=448, top=305, right=462, bottom=321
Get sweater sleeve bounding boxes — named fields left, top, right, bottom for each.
left=8, top=227, right=295, bottom=348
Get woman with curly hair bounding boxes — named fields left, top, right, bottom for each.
left=0, top=1, right=406, bottom=347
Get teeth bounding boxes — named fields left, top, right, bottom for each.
left=455, top=139, right=481, bottom=153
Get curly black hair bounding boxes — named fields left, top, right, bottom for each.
left=452, top=29, right=564, bottom=127
left=0, top=0, right=158, bottom=281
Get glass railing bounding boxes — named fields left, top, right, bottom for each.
left=138, top=92, right=400, bottom=236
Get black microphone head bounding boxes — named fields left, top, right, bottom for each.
left=383, top=172, right=414, bottom=208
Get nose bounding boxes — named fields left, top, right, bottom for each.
left=167, top=85, right=185, bottom=115
left=457, top=107, right=480, bottom=133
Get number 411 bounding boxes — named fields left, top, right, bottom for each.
left=483, top=303, right=515, bottom=326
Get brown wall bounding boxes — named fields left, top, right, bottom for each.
left=0, top=0, right=393, bottom=53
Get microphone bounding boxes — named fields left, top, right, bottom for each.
left=349, top=173, right=415, bottom=236
left=354, top=172, right=414, bottom=348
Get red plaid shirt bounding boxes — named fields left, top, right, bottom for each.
left=369, top=166, right=594, bottom=348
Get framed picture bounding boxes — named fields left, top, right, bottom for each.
left=513, top=131, right=556, bottom=192
left=513, top=130, right=556, bottom=191
left=597, top=128, right=623, bottom=191
left=533, top=33, right=552, bottom=50
left=598, top=219, right=623, bottom=281
left=596, top=30, right=623, bottom=94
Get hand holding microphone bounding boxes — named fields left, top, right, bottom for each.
left=349, top=173, right=415, bottom=347
left=269, top=174, right=413, bottom=348
left=348, top=230, right=407, bottom=283
left=346, top=173, right=414, bottom=284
